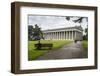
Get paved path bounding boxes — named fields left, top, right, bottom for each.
left=37, top=41, right=86, bottom=60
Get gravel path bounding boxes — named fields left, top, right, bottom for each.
left=37, top=41, right=86, bottom=60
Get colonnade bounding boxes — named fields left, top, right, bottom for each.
left=43, top=30, right=77, bottom=40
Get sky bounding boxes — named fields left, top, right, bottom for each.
left=28, top=15, right=88, bottom=33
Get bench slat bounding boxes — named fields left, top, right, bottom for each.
left=34, top=43, right=53, bottom=49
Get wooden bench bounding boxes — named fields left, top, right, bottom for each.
left=34, top=43, right=53, bottom=50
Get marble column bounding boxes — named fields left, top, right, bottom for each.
left=73, top=31, right=74, bottom=40
left=69, top=31, right=70, bottom=40
left=61, top=32, right=63, bottom=40
left=47, top=33, right=49, bottom=39
left=58, top=32, right=60, bottom=40
left=66, top=31, right=68, bottom=40
left=56, top=32, right=58, bottom=40
left=64, top=31, right=65, bottom=40
left=52, top=32, right=53, bottom=39
left=56, top=32, right=57, bottom=40
left=51, top=32, right=52, bottom=39
left=64, top=31, right=66, bottom=39
left=46, top=33, right=47, bottom=39
left=72, top=31, right=73, bottom=40
left=67, top=31, right=68, bottom=40
left=60, top=32, right=61, bottom=40
left=59, top=32, right=61, bottom=40
left=54, top=32, right=55, bottom=39
left=62, top=32, right=63, bottom=39
left=55, top=32, right=56, bottom=40
left=55, top=32, right=57, bottom=39
left=53, top=32, right=55, bottom=39
left=57, top=32, right=58, bottom=40
left=59, top=32, right=60, bottom=40
left=67, top=31, right=69, bottom=40
left=57, top=32, right=59, bottom=40
left=70, top=31, right=71, bottom=40
left=75, top=31, right=76, bottom=40
left=62, top=31, right=64, bottom=40
left=66, top=31, right=67, bottom=40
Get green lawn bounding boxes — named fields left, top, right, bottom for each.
left=28, top=40, right=72, bottom=61
left=82, top=40, right=88, bottom=57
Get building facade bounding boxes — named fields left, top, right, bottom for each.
left=42, top=26, right=83, bottom=40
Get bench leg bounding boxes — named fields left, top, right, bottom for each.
left=36, top=46, right=41, bottom=50
left=49, top=47, right=52, bottom=49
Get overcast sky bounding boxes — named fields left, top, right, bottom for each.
left=28, top=15, right=88, bottom=32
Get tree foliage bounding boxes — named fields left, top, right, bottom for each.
left=84, top=28, right=88, bottom=40
left=28, top=25, right=34, bottom=40
left=66, top=16, right=88, bottom=23
left=66, top=16, right=88, bottom=40
left=28, top=24, right=44, bottom=41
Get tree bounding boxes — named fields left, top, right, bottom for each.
left=66, top=16, right=88, bottom=23
left=85, top=27, right=88, bottom=40
left=28, top=24, right=44, bottom=41
left=28, top=25, right=34, bottom=40
left=33, top=24, right=44, bottom=40
left=66, top=16, right=88, bottom=40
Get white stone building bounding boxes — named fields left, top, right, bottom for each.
left=42, top=26, right=83, bottom=40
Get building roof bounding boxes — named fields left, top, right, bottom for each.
left=42, top=26, right=83, bottom=32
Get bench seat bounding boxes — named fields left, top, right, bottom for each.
left=34, top=43, right=53, bottom=50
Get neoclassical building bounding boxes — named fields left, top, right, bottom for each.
left=42, top=26, right=83, bottom=40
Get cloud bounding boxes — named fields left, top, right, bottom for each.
left=28, top=15, right=87, bottom=31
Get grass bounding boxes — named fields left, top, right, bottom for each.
left=28, top=40, right=72, bottom=60
left=82, top=40, right=88, bottom=57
